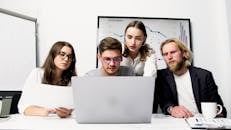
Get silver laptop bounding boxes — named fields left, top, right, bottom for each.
left=71, top=76, right=155, bottom=124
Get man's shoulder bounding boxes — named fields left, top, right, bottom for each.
left=119, top=66, right=135, bottom=76
left=189, top=66, right=211, bottom=74
left=119, top=66, right=131, bottom=70
left=156, top=66, right=212, bottom=77
left=157, top=68, right=170, bottom=75
left=85, top=69, right=103, bottom=76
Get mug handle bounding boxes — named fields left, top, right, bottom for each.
left=216, top=104, right=223, bottom=115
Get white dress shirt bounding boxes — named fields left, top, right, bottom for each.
left=18, top=68, right=74, bottom=114
left=121, top=53, right=157, bottom=77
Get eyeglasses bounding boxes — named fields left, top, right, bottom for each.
left=102, top=56, right=122, bottom=64
left=58, top=52, right=74, bottom=62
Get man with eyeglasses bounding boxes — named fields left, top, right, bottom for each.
left=85, top=37, right=135, bottom=76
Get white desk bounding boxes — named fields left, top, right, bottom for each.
left=0, top=114, right=192, bottom=130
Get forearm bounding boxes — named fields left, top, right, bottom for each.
left=24, top=105, right=53, bottom=116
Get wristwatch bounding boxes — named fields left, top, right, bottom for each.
left=167, top=106, right=174, bottom=114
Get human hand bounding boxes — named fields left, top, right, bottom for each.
left=55, top=107, right=73, bottom=118
left=170, top=106, right=193, bottom=118
left=40, top=108, right=56, bottom=116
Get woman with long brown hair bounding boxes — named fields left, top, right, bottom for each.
left=121, top=20, right=157, bottom=77
left=18, top=41, right=77, bottom=118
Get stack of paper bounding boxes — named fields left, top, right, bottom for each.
left=185, top=117, right=231, bottom=129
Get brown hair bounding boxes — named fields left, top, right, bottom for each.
left=42, top=41, right=77, bottom=86
left=123, top=20, right=151, bottom=61
left=98, top=37, right=122, bottom=55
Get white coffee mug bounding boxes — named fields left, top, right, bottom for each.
left=201, top=102, right=223, bottom=118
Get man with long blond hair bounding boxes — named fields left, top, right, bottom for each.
left=155, top=38, right=226, bottom=118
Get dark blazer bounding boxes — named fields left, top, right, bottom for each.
left=154, top=66, right=227, bottom=117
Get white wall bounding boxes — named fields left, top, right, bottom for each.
left=1, top=0, right=231, bottom=117
left=226, top=0, right=231, bottom=56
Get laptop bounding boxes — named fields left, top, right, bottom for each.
left=71, top=76, right=155, bottom=124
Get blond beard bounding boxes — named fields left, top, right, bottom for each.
left=168, top=60, right=185, bottom=72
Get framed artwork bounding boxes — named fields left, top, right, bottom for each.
left=97, top=16, right=192, bottom=69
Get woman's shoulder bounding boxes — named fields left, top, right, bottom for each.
left=31, top=67, right=44, bottom=73
left=145, top=52, right=156, bottom=62
left=28, top=68, right=44, bottom=78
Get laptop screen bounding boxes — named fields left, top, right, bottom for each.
left=0, top=96, right=12, bottom=117
left=71, top=76, right=155, bottom=124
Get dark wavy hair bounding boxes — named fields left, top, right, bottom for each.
left=42, top=41, right=77, bottom=86
left=123, top=20, right=152, bottom=61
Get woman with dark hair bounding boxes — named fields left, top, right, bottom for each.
left=18, top=41, right=77, bottom=118
left=121, top=21, right=157, bottom=76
